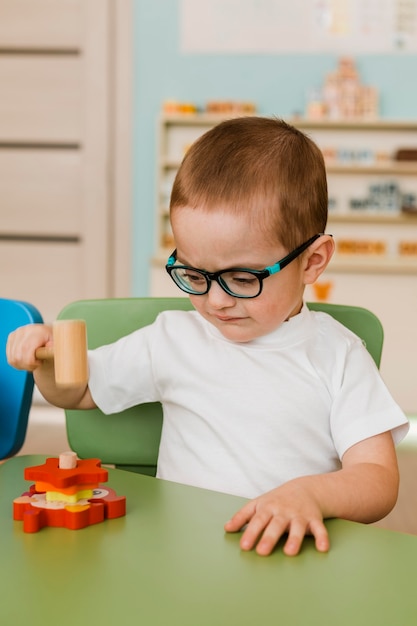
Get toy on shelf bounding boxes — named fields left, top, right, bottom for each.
left=395, top=148, right=417, bottom=162
left=321, top=146, right=390, bottom=167
left=205, top=101, right=257, bottom=115
left=337, top=239, right=386, bottom=256
left=306, top=57, right=378, bottom=120
left=312, top=281, right=333, bottom=302
left=401, top=192, right=417, bottom=214
left=162, top=100, right=199, bottom=114
left=162, top=100, right=257, bottom=116
left=349, top=181, right=402, bottom=214
left=13, top=452, right=126, bottom=533
left=34, top=320, right=88, bottom=388
left=399, top=241, right=417, bottom=256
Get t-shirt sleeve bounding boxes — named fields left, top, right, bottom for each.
left=330, top=339, right=409, bottom=458
left=88, top=324, right=159, bottom=415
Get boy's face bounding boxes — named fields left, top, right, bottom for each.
left=170, top=208, right=307, bottom=343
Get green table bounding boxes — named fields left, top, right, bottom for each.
left=1, top=455, right=416, bottom=625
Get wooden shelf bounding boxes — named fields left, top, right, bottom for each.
left=158, top=209, right=417, bottom=225
left=289, top=118, right=417, bottom=131
left=328, top=212, right=417, bottom=224
left=162, top=160, right=417, bottom=175
left=161, top=158, right=183, bottom=169
left=326, top=163, right=417, bottom=175
left=161, top=113, right=251, bottom=126
left=161, top=114, right=417, bottom=132
left=329, top=256, right=417, bottom=274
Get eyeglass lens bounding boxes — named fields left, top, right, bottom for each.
left=171, top=267, right=261, bottom=297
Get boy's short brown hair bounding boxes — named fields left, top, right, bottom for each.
left=170, top=117, right=328, bottom=251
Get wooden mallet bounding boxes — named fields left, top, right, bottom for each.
left=35, top=320, right=88, bottom=388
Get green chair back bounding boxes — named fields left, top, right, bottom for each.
left=58, top=298, right=383, bottom=475
left=307, top=302, right=384, bottom=368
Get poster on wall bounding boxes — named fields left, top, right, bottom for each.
left=180, top=0, right=417, bottom=54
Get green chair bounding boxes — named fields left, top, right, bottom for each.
left=307, top=302, right=383, bottom=368
left=58, top=298, right=384, bottom=476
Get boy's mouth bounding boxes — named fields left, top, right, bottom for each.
left=213, top=315, right=245, bottom=323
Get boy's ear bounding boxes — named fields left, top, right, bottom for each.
left=303, top=235, right=335, bottom=285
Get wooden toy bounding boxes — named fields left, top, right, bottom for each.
left=399, top=241, right=417, bottom=256
left=13, top=452, right=126, bottom=533
left=312, top=281, right=333, bottom=302
left=35, top=319, right=88, bottom=387
left=162, top=100, right=198, bottom=114
left=205, top=100, right=257, bottom=115
left=307, top=57, right=379, bottom=120
left=337, top=239, right=386, bottom=255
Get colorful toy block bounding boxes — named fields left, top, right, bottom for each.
left=306, top=57, right=379, bottom=120
left=13, top=452, right=126, bottom=533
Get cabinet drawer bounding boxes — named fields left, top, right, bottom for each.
left=0, top=148, right=82, bottom=235
left=0, top=240, right=83, bottom=322
left=0, top=0, right=82, bottom=49
left=0, top=56, right=82, bottom=143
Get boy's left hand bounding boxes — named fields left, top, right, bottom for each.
left=224, top=478, right=330, bottom=556
left=224, top=432, right=400, bottom=556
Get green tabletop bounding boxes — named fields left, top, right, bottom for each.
left=1, top=455, right=417, bottom=626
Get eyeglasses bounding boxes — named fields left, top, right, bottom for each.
left=165, top=233, right=325, bottom=299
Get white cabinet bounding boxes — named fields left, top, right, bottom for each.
left=0, top=0, right=132, bottom=322
left=152, top=114, right=417, bottom=413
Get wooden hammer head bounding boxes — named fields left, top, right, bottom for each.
left=53, top=320, right=88, bottom=388
left=36, top=320, right=88, bottom=388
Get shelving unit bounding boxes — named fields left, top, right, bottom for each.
left=153, top=114, right=417, bottom=275
left=154, top=115, right=417, bottom=273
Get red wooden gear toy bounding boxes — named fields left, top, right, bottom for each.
left=13, top=452, right=126, bottom=533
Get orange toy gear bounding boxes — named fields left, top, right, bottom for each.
left=13, top=453, right=126, bottom=533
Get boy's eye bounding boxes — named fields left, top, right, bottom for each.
left=225, top=272, right=258, bottom=288
left=230, top=272, right=256, bottom=283
left=183, top=270, right=205, bottom=284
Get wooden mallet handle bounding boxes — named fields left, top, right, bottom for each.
left=35, top=346, right=54, bottom=360
left=35, top=320, right=88, bottom=388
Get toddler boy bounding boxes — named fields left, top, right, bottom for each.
left=7, top=117, right=408, bottom=556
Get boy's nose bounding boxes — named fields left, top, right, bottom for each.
left=206, top=280, right=236, bottom=308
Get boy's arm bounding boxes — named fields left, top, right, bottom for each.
left=6, top=323, right=96, bottom=410
left=224, top=431, right=399, bottom=556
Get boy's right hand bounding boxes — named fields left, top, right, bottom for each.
left=6, top=323, right=95, bottom=410
left=6, top=324, right=54, bottom=372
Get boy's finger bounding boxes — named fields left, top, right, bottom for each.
left=224, top=501, right=256, bottom=532
left=254, top=516, right=289, bottom=555
left=310, top=519, right=330, bottom=552
left=283, top=518, right=308, bottom=556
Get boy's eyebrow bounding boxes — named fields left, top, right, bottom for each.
left=173, top=252, right=271, bottom=272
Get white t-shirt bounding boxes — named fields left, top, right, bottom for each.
left=88, top=304, right=409, bottom=498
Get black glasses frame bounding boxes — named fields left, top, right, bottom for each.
left=165, top=233, right=326, bottom=299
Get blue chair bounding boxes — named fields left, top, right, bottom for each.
left=0, top=298, right=43, bottom=459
